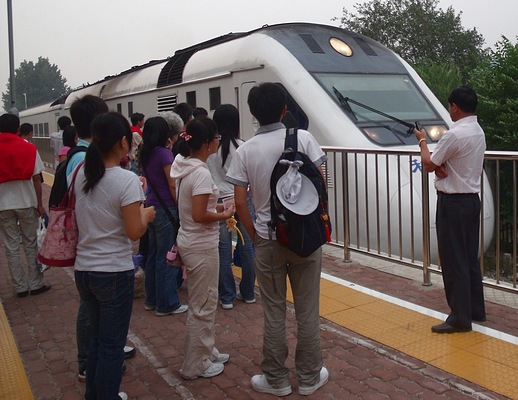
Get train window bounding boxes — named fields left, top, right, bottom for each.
left=128, top=102, right=133, bottom=117
left=276, top=83, right=309, bottom=130
left=44, top=123, right=49, bottom=137
left=34, top=124, right=39, bottom=137
left=209, top=87, right=221, bottom=111
left=39, top=123, right=44, bottom=137
left=316, top=73, right=437, bottom=122
left=117, top=103, right=122, bottom=113
left=186, top=91, right=196, bottom=108
left=315, top=73, right=447, bottom=145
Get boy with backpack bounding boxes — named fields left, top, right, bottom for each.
left=226, top=82, right=329, bottom=396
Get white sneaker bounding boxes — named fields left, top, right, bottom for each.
left=118, top=392, right=128, bottom=400
left=219, top=300, right=233, bottom=310
left=251, top=374, right=292, bottom=396
left=236, top=292, right=256, bottom=304
left=123, top=346, right=136, bottom=359
left=298, top=366, right=329, bottom=396
left=156, top=304, right=188, bottom=316
left=213, top=353, right=230, bottom=364
left=182, top=361, right=224, bottom=380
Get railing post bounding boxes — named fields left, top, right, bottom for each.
left=343, top=151, right=352, bottom=263
left=421, top=168, right=432, bottom=286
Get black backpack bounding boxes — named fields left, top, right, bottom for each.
left=48, top=146, right=87, bottom=208
left=269, top=128, right=331, bottom=257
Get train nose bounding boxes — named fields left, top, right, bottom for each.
left=392, top=170, right=494, bottom=263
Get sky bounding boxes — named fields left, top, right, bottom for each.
left=1, top=0, right=517, bottom=111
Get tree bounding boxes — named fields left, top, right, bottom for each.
left=2, top=57, right=70, bottom=111
left=469, top=37, right=518, bottom=151
left=413, top=62, right=462, bottom=107
left=336, top=0, right=485, bottom=75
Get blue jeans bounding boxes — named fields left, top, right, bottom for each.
left=218, top=197, right=255, bottom=303
left=75, top=269, right=134, bottom=400
left=145, top=206, right=183, bottom=313
left=76, top=299, right=92, bottom=374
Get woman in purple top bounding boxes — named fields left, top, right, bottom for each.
left=140, top=117, right=187, bottom=316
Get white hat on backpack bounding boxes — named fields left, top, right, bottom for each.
left=276, top=160, right=319, bottom=215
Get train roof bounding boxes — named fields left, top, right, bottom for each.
left=39, top=22, right=406, bottom=110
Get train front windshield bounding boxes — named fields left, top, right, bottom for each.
left=316, top=73, right=446, bottom=145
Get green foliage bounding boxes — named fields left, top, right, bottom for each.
left=413, top=62, right=462, bottom=108
left=469, top=37, right=518, bottom=150
left=336, top=0, right=485, bottom=76
left=2, top=57, right=70, bottom=111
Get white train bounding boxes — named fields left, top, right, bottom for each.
left=20, top=22, right=494, bottom=262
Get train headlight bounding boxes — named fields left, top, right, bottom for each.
left=330, top=37, right=353, bottom=57
left=426, top=125, right=447, bottom=141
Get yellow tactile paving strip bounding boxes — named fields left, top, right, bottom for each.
left=1, top=261, right=517, bottom=399
left=233, top=266, right=518, bottom=399
left=0, top=303, right=34, bottom=400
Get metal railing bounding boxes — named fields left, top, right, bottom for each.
left=33, top=136, right=518, bottom=293
left=322, top=146, right=518, bottom=294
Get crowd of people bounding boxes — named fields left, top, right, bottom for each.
left=0, top=83, right=486, bottom=399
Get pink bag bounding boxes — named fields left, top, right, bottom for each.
left=38, top=162, right=83, bottom=267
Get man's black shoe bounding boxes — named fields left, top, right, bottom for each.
left=124, top=346, right=136, bottom=359
left=17, top=291, right=29, bottom=298
left=30, top=285, right=52, bottom=296
left=431, top=322, right=471, bottom=334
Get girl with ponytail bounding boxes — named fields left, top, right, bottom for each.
left=73, top=112, right=155, bottom=400
left=170, top=117, right=235, bottom=380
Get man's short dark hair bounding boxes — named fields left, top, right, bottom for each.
left=448, top=86, right=478, bottom=114
left=173, top=103, right=193, bottom=125
left=19, top=123, right=33, bottom=137
left=70, top=95, right=109, bottom=139
left=130, top=112, right=145, bottom=126
left=0, top=113, right=20, bottom=133
left=247, top=82, right=287, bottom=126
left=193, top=107, right=208, bottom=119
left=57, top=116, right=72, bottom=130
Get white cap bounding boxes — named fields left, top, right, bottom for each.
left=275, top=161, right=318, bottom=215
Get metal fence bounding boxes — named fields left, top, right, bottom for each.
left=33, top=136, right=518, bottom=293
left=322, top=146, right=518, bottom=294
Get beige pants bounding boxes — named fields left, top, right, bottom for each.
left=178, top=246, right=223, bottom=377
left=0, top=207, right=45, bottom=294
left=254, top=236, right=323, bottom=388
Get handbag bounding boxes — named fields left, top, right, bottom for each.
left=38, top=162, right=83, bottom=267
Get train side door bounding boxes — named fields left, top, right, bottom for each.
left=239, top=82, right=257, bottom=141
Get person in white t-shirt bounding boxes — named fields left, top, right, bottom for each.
left=226, top=83, right=329, bottom=396
left=170, top=117, right=234, bottom=380
left=207, top=104, right=256, bottom=310
left=74, top=112, right=155, bottom=400
left=50, top=115, right=71, bottom=169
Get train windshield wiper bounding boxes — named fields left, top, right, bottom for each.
left=332, top=87, right=415, bottom=135
left=333, top=87, right=357, bottom=122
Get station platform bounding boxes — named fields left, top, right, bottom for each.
left=1, top=182, right=517, bottom=399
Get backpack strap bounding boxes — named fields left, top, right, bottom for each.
left=284, top=127, right=298, bottom=152
left=67, top=145, right=88, bottom=159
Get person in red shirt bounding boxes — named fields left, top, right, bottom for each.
left=0, top=113, right=51, bottom=298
